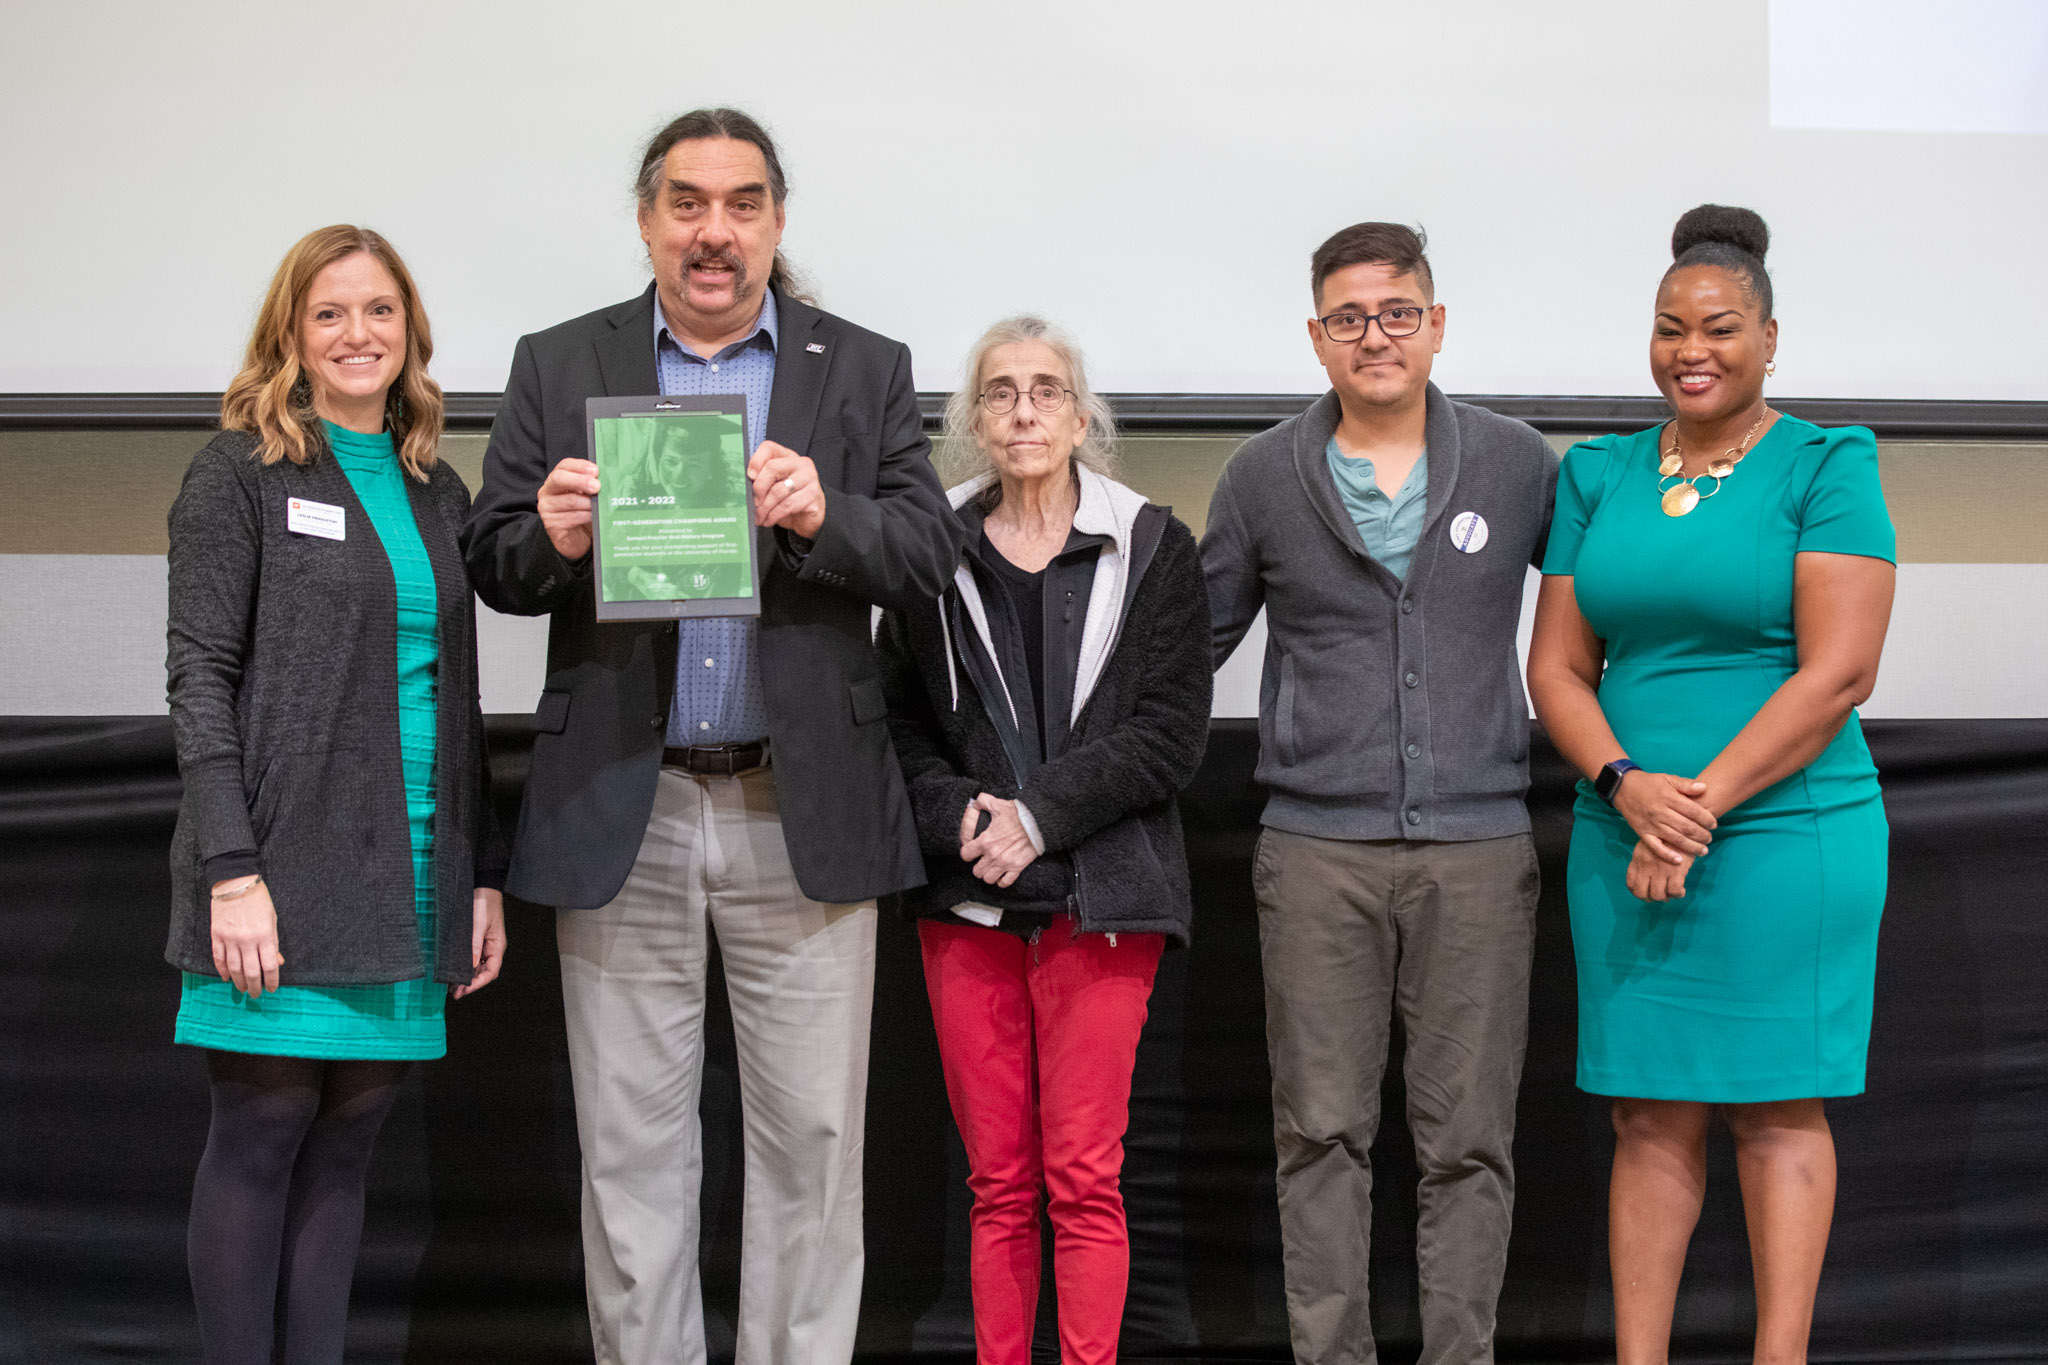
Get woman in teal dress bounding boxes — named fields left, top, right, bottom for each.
left=1528, top=205, right=1896, bottom=1364
left=165, top=225, right=506, bottom=1365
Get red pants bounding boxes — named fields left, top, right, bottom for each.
left=919, top=916, right=1165, bottom=1365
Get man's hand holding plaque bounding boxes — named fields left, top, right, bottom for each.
left=539, top=457, right=601, bottom=562
left=747, top=440, right=826, bottom=540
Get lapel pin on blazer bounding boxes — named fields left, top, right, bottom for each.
left=805, top=341, right=826, bottom=354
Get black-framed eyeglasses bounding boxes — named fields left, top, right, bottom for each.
left=979, top=381, right=1074, bottom=415
left=1316, top=305, right=1431, bottom=343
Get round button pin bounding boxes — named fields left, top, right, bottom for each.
left=1449, top=510, right=1490, bottom=554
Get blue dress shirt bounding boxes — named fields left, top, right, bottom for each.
left=656, top=292, right=778, bottom=745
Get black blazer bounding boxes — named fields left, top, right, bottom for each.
left=164, top=430, right=506, bottom=986
left=461, top=284, right=961, bottom=907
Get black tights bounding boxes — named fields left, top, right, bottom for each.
left=187, top=1051, right=409, bottom=1365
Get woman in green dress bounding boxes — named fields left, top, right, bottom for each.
left=1527, top=205, right=1896, bottom=1364
left=165, top=225, right=507, bottom=1365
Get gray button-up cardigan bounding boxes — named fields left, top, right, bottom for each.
left=1201, top=384, right=1559, bottom=843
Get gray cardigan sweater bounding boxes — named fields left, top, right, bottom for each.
left=1201, top=385, right=1558, bottom=842
left=164, top=429, right=506, bottom=986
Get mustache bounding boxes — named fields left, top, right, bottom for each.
left=684, top=250, right=747, bottom=281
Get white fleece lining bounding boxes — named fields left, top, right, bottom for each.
left=944, top=466, right=1147, bottom=725
left=948, top=561, right=1016, bottom=726
left=1064, top=467, right=1149, bottom=724
left=1014, top=801, right=1047, bottom=854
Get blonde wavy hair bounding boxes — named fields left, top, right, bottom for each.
left=220, top=225, right=444, bottom=480
left=940, top=315, right=1118, bottom=500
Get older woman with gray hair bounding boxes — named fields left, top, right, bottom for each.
left=875, top=316, right=1211, bottom=1365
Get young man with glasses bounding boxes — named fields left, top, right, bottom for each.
left=1200, top=222, right=1559, bottom=1365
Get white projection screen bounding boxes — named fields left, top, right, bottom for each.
left=3, top=0, right=2045, bottom=721
left=3, top=0, right=2045, bottom=401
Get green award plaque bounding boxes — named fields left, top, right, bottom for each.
left=584, top=395, right=757, bottom=621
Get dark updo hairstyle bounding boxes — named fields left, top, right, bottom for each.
left=1665, top=203, right=1773, bottom=319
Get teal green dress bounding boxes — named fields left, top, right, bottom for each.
left=174, top=422, right=447, bottom=1060
left=1544, top=415, right=1895, bottom=1101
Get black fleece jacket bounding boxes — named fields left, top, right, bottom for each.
left=876, top=503, right=1212, bottom=946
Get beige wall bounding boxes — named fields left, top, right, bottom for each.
left=7, top=429, right=2045, bottom=563
left=2, top=427, right=2044, bottom=718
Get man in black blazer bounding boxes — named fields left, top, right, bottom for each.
left=461, top=109, right=958, bottom=1365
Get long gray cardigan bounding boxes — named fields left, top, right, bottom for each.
left=164, top=429, right=505, bottom=986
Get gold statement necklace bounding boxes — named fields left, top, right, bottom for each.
left=1657, top=408, right=1771, bottom=517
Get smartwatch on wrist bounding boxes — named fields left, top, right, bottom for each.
left=1594, top=759, right=1640, bottom=806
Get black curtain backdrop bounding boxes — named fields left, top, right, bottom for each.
left=2, top=717, right=2044, bottom=1364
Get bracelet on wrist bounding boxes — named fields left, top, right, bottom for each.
left=212, top=874, right=265, bottom=901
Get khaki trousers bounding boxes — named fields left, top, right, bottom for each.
left=556, top=764, right=876, bottom=1365
left=1253, top=830, right=1538, bottom=1365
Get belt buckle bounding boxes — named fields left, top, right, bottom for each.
left=689, top=741, right=762, bottom=776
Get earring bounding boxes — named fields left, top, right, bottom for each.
left=290, top=375, right=311, bottom=406
left=386, top=381, right=406, bottom=427
left=1765, top=361, right=1776, bottom=377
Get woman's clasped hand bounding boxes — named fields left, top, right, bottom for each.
left=1609, top=767, right=1717, bottom=899
left=958, top=793, right=1039, bottom=887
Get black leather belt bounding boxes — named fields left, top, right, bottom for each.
left=661, top=741, right=768, bottom=776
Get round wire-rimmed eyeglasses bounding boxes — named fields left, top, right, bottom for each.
left=979, top=382, right=1075, bottom=415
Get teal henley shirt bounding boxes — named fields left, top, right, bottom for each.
left=1324, top=438, right=1429, bottom=581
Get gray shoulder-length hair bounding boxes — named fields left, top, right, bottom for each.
left=939, top=315, right=1118, bottom=496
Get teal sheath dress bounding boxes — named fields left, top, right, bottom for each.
left=1544, top=415, right=1896, bottom=1102
left=174, top=422, right=447, bottom=1060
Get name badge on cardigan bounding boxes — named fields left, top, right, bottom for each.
left=287, top=497, right=346, bottom=540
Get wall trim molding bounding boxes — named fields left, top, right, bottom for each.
left=4, top=391, right=2045, bottom=440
